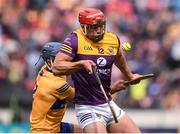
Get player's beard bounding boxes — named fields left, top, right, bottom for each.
left=88, top=34, right=104, bottom=42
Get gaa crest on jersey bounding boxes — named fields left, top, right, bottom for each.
left=97, top=57, right=107, bottom=67
left=84, top=46, right=93, bottom=51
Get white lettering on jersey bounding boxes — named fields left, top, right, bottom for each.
left=97, top=68, right=111, bottom=75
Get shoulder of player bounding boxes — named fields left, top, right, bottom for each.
left=62, top=32, right=78, bottom=49
left=38, top=69, right=66, bottom=88
left=105, top=31, right=117, bottom=36
left=72, top=28, right=87, bottom=39
left=103, top=31, right=119, bottom=45
left=35, top=79, right=68, bottom=101
left=63, top=32, right=78, bottom=43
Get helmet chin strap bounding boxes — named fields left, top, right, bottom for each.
left=45, top=62, right=51, bottom=71
left=82, top=25, right=87, bottom=35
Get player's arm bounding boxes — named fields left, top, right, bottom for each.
left=52, top=33, right=96, bottom=75
left=110, top=80, right=129, bottom=94
left=55, top=83, right=75, bottom=101
left=53, top=52, right=81, bottom=75
left=114, top=38, right=142, bottom=82
left=52, top=52, right=95, bottom=75
left=114, top=44, right=134, bottom=80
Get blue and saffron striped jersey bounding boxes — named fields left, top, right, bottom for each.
left=30, top=65, right=74, bottom=133
left=60, top=28, right=120, bottom=105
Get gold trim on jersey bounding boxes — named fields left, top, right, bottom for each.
left=60, top=44, right=72, bottom=54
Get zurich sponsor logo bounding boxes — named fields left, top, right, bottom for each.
left=84, top=46, right=93, bottom=50
left=97, top=57, right=107, bottom=67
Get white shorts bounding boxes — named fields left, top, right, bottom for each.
left=75, top=100, right=125, bottom=129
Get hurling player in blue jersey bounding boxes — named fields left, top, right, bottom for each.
left=52, top=8, right=142, bottom=133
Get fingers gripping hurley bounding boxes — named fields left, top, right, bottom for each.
left=92, top=67, right=118, bottom=123
left=125, top=74, right=154, bottom=85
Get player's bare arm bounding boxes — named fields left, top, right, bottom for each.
left=114, top=45, right=142, bottom=82
left=114, top=46, right=134, bottom=79
left=110, top=80, right=129, bottom=94
left=52, top=52, right=96, bottom=75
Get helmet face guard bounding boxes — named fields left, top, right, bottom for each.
left=44, top=58, right=54, bottom=71
left=79, top=8, right=105, bottom=42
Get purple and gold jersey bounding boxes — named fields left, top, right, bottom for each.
left=60, top=28, right=120, bottom=105
left=30, top=66, right=74, bottom=133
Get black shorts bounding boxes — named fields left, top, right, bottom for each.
left=59, top=122, right=74, bottom=133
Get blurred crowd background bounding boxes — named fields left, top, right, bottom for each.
left=0, top=0, right=180, bottom=128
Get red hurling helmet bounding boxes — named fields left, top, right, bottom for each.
left=79, top=8, right=105, bottom=42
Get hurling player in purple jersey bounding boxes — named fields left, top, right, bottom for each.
left=52, top=8, right=142, bottom=133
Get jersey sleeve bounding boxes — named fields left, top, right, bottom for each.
left=59, top=32, right=78, bottom=58
left=55, top=83, right=75, bottom=100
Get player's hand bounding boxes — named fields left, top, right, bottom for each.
left=112, top=80, right=128, bottom=90
left=110, top=80, right=129, bottom=94
left=80, top=60, right=96, bottom=74
left=129, top=73, right=143, bottom=85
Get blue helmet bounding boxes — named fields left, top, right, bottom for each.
left=41, top=42, right=62, bottom=61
